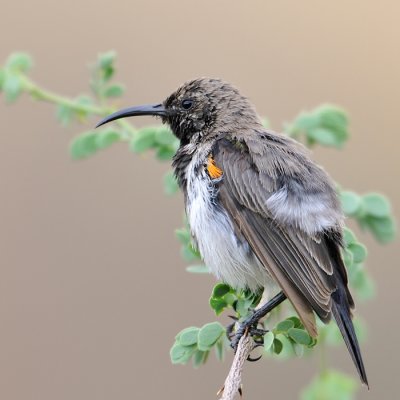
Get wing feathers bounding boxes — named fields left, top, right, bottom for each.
left=220, top=187, right=318, bottom=336
left=214, top=137, right=345, bottom=333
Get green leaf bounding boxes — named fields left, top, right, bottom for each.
left=192, top=350, right=208, bottom=367
left=288, top=328, right=311, bottom=345
left=286, top=316, right=303, bottom=328
left=215, top=338, right=224, bottom=361
left=76, top=98, right=94, bottom=120
left=75, top=95, right=94, bottom=107
left=343, top=227, right=356, bottom=246
left=70, top=131, right=98, bottom=159
left=95, top=129, right=121, bottom=149
left=129, top=128, right=156, bottom=153
left=342, top=249, right=354, bottom=268
left=186, top=264, right=209, bottom=274
left=98, top=51, right=116, bottom=81
left=362, top=193, right=391, bottom=218
left=288, top=104, right=349, bottom=148
left=104, top=84, right=125, bottom=97
left=155, top=145, right=176, bottom=161
left=98, top=51, right=116, bottom=69
left=170, top=343, right=186, bottom=364
left=197, top=322, right=224, bottom=351
left=234, top=298, right=252, bottom=317
left=290, top=112, right=318, bottom=132
left=154, top=126, right=178, bottom=146
left=363, top=215, right=396, bottom=243
left=275, top=319, right=295, bottom=333
left=272, top=338, right=283, bottom=354
left=293, top=343, right=304, bottom=357
left=263, top=331, right=275, bottom=351
left=56, top=104, right=74, bottom=125
left=6, top=53, right=33, bottom=73
left=274, top=334, right=296, bottom=359
left=3, top=74, right=22, bottom=103
left=178, top=327, right=199, bottom=346
left=170, top=342, right=196, bottom=364
left=181, top=245, right=201, bottom=262
left=209, top=298, right=228, bottom=315
left=212, top=283, right=232, bottom=298
left=308, top=127, right=338, bottom=147
left=301, top=369, right=358, bottom=400
left=340, top=191, right=362, bottom=216
left=175, top=228, right=190, bottom=245
left=348, top=243, right=367, bottom=263
left=163, top=170, right=179, bottom=195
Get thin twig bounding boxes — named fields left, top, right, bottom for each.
left=218, top=333, right=254, bottom=400
left=19, top=75, right=137, bottom=138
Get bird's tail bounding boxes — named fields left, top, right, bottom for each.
left=331, top=288, right=369, bottom=387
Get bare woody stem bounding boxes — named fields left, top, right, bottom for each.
left=218, top=334, right=254, bottom=400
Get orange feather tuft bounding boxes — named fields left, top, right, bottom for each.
left=207, top=156, right=223, bottom=179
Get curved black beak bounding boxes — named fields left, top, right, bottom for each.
left=95, top=103, right=167, bottom=128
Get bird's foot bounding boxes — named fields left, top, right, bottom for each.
left=226, top=292, right=287, bottom=362
left=228, top=313, right=268, bottom=362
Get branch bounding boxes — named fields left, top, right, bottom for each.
left=218, top=333, right=254, bottom=400
left=19, top=75, right=137, bottom=137
left=20, top=76, right=106, bottom=115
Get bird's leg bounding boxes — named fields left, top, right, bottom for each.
left=230, top=291, right=287, bottom=352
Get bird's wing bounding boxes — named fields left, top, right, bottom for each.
left=213, top=136, right=347, bottom=337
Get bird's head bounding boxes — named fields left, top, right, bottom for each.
left=96, top=78, right=260, bottom=145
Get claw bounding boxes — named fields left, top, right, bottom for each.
left=247, top=354, right=263, bottom=362
left=247, top=342, right=264, bottom=362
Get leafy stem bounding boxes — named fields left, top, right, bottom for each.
left=20, top=75, right=107, bottom=115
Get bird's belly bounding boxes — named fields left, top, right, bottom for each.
left=186, top=175, right=272, bottom=292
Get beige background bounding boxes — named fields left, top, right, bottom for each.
left=1, top=1, right=399, bottom=399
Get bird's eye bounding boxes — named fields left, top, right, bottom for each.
left=181, top=99, right=193, bottom=110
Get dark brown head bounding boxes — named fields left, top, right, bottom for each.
left=96, top=78, right=261, bottom=145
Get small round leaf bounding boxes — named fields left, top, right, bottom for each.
left=275, top=319, right=295, bottom=333
left=179, top=327, right=200, bottom=346
left=197, top=322, right=224, bottom=351
left=263, top=331, right=275, bottom=351
left=104, top=84, right=125, bottom=98
left=129, top=128, right=156, bottom=153
left=348, top=243, right=367, bottom=264
left=362, top=193, right=391, bottom=218
left=212, top=283, right=232, bottom=299
left=170, top=343, right=186, bottom=364
left=288, top=328, right=311, bottom=345
left=186, top=265, right=209, bottom=274
left=340, top=191, right=362, bottom=216
left=273, top=338, right=283, bottom=354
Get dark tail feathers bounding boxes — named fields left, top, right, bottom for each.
left=331, top=289, right=369, bottom=387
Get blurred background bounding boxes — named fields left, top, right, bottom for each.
left=1, top=1, right=399, bottom=398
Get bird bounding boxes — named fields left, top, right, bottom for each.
left=96, top=78, right=368, bottom=386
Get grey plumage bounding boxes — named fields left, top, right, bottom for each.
left=96, top=77, right=368, bottom=386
